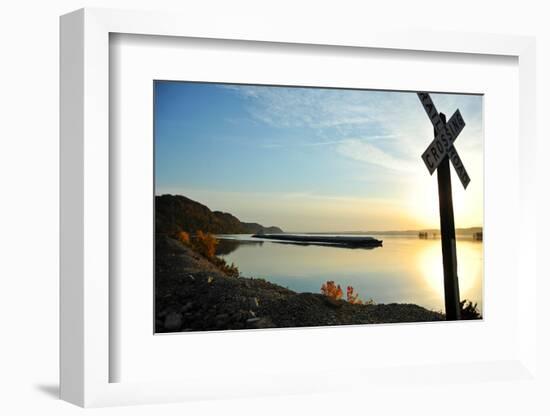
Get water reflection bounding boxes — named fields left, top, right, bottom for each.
left=416, top=242, right=482, bottom=304
left=217, top=235, right=483, bottom=313
left=217, top=238, right=264, bottom=256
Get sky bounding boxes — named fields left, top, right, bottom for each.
left=154, top=81, right=483, bottom=232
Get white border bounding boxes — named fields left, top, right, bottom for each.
left=60, top=8, right=537, bottom=407
left=111, top=34, right=514, bottom=384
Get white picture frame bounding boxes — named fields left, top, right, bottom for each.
left=60, top=8, right=538, bottom=408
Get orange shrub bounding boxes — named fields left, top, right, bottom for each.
left=192, top=230, right=219, bottom=259
left=346, top=286, right=363, bottom=304
left=177, top=231, right=191, bottom=245
left=321, top=281, right=373, bottom=305
left=320, top=281, right=343, bottom=300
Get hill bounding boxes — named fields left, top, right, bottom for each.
left=155, top=194, right=283, bottom=235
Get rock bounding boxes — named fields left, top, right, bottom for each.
left=322, top=296, right=344, bottom=308
left=164, top=312, right=183, bottom=331
left=180, top=301, right=193, bottom=313
left=256, top=317, right=275, bottom=328
left=248, top=297, right=259, bottom=309
left=246, top=317, right=275, bottom=329
left=214, top=312, right=230, bottom=327
left=207, top=276, right=214, bottom=284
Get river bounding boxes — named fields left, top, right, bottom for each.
left=217, top=234, right=483, bottom=314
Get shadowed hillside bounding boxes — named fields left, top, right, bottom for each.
left=155, top=194, right=283, bottom=235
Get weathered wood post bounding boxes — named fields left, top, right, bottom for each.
left=417, top=92, right=470, bottom=320
left=435, top=113, right=461, bottom=320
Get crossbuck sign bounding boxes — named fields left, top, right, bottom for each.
left=418, top=92, right=470, bottom=189
left=417, top=91, right=472, bottom=320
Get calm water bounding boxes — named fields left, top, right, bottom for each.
left=217, top=234, right=483, bottom=313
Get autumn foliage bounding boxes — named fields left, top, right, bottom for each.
left=320, top=281, right=343, bottom=300
left=176, top=230, right=240, bottom=278
left=346, top=286, right=363, bottom=304
left=177, top=231, right=191, bottom=246
left=320, top=280, right=374, bottom=305
left=193, top=230, right=219, bottom=259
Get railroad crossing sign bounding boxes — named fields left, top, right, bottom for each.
left=418, top=92, right=470, bottom=189
left=417, top=91, right=470, bottom=320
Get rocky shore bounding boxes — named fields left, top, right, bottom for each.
left=155, top=235, right=444, bottom=333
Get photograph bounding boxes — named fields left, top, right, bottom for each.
left=154, top=81, right=483, bottom=333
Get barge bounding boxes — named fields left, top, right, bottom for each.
left=251, top=233, right=383, bottom=248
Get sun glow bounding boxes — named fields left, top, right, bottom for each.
left=403, top=175, right=440, bottom=229
left=403, top=170, right=482, bottom=231
left=416, top=241, right=480, bottom=302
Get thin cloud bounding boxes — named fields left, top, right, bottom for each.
left=221, top=85, right=382, bottom=131
left=337, top=139, right=416, bottom=172
left=260, top=135, right=401, bottom=149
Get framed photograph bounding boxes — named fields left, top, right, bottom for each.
left=60, top=8, right=538, bottom=408
left=153, top=81, right=483, bottom=333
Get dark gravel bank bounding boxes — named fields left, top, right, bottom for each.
left=155, top=236, right=444, bottom=333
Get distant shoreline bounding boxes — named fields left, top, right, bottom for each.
left=283, top=227, right=483, bottom=236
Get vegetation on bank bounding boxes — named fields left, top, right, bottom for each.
left=460, top=300, right=482, bottom=319
left=320, top=279, right=482, bottom=319
left=177, top=230, right=240, bottom=277
left=320, top=280, right=375, bottom=305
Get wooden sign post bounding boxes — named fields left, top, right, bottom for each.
left=417, top=92, right=470, bottom=320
